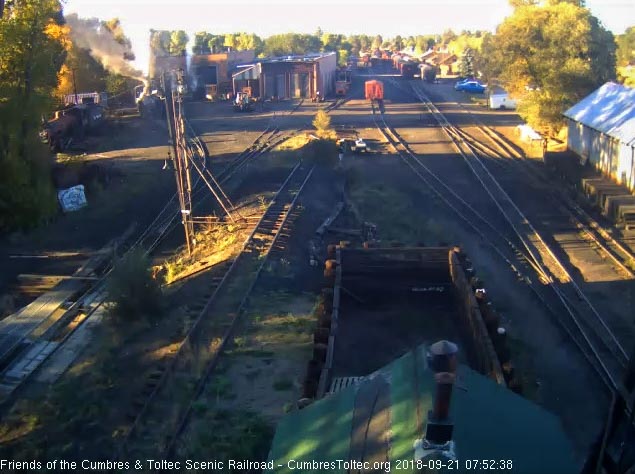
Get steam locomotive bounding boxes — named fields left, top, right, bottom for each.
left=40, top=102, right=105, bottom=152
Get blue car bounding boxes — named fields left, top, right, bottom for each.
left=454, top=80, right=486, bottom=94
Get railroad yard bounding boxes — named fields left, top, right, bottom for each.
left=1, top=65, right=634, bottom=470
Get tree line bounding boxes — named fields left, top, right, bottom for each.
left=0, top=0, right=633, bottom=231
left=153, top=29, right=474, bottom=67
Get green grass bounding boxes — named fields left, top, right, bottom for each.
left=209, top=375, right=233, bottom=399
left=349, top=182, right=452, bottom=244
left=272, top=378, right=294, bottom=391
left=182, top=409, right=274, bottom=465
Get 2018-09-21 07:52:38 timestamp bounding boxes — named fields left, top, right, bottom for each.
left=394, top=459, right=514, bottom=470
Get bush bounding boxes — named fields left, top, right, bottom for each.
left=303, top=138, right=338, bottom=167
left=312, top=110, right=337, bottom=140
left=106, top=248, right=164, bottom=322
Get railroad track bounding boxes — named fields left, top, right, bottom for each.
left=371, top=100, right=539, bottom=280
left=0, top=134, right=214, bottom=402
left=383, top=80, right=632, bottom=404
left=0, top=100, right=306, bottom=412
left=136, top=110, right=297, bottom=251
left=448, top=114, right=635, bottom=282
left=116, top=161, right=314, bottom=461
left=324, top=96, right=350, bottom=113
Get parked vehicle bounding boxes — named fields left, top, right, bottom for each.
left=489, top=93, right=517, bottom=110
left=398, top=61, right=419, bottom=79
left=420, top=64, right=437, bottom=83
left=337, top=137, right=368, bottom=154
left=233, top=91, right=254, bottom=112
left=365, top=80, right=384, bottom=101
left=454, top=77, right=476, bottom=86
left=350, top=138, right=368, bottom=153
left=454, top=80, right=486, bottom=93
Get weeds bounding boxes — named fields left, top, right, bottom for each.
left=210, top=375, right=233, bottom=400
left=161, top=222, right=244, bottom=284
left=276, top=134, right=311, bottom=151
left=303, top=138, right=338, bottom=167
left=272, top=378, right=293, bottom=391
left=312, top=110, right=337, bottom=140
left=258, top=195, right=268, bottom=212
left=184, top=409, right=273, bottom=466
left=106, top=248, right=164, bottom=323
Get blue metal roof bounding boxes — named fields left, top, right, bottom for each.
left=563, top=82, right=635, bottom=146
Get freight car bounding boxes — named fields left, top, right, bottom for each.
left=39, top=104, right=105, bottom=152
left=335, top=68, right=352, bottom=96
left=398, top=61, right=419, bottom=79
left=365, top=80, right=384, bottom=101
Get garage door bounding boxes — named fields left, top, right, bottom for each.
left=291, top=73, right=309, bottom=98
left=276, top=74, right=286, bottom=99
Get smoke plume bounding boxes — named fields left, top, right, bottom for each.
left=65, top=14, right=148, bottom=90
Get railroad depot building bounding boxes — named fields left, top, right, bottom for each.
left=564, top=82, right=635, bottom=191
left=232, top=52, right=337, bottom=100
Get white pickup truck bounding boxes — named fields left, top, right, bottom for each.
left=349, top=138, right=368, bottom=153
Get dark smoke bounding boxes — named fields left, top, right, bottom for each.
left=65, top=14, right=148, bottom=89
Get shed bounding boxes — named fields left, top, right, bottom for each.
left=265, top=344, right=578, bottom=474
left=258, top=52, right=336, bottom=100
left=563, top=82, right=635, bottom=191
left=191, top=50, right=255, bottom=99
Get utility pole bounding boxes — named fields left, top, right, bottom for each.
left=162, top=69, right=238, bottom=257
left=173, top=68, right=195, bottom=256
left=163, top=70, right=194, bottom=256
left=71, top=68, right=78, bottom=104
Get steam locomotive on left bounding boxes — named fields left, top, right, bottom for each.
left=40, top=94, right=106, bottom=153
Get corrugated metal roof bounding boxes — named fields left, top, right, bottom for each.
left=266, top=345, right=578, bottom=474
left=563, top=82, right=635, bottom=146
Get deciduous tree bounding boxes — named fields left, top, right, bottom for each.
left=372, top=35, right=382, bottom=50
left=0, top=0, right=67, bottom=230
left=480, top=2, right=615, bottom=134
left=616, top=26, right=635, bottom=66
left=169, top=30, right=188, bottom=55
left=150, top=29, right=188, bottom=56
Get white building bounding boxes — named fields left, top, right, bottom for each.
left=563, top=82, right=635, bottom=191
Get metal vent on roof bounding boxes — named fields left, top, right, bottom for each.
left=328, top=376, right=362, bottom=394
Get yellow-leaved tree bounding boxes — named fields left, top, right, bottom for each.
left=478, top=1, right=616, bottom=135
left=0, top=0, right=68, bottom=231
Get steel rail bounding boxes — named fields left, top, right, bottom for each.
left=404, top=82, right=630, bottom=396
left=115, top=161, right=313, bottom=459
left=162, top=164, right=315, bottom=459
left=472, top=123, right=635, bottom=280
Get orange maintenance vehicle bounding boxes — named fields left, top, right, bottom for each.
left=365, top=80, right=384, bottom=101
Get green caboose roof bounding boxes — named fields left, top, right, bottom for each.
left=266, top=345, right=578, bottom=474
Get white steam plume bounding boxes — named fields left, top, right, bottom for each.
left=65, top=14, right=149, bottom=91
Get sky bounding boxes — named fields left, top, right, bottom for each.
left=62, top=0, right=635, bottom=74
